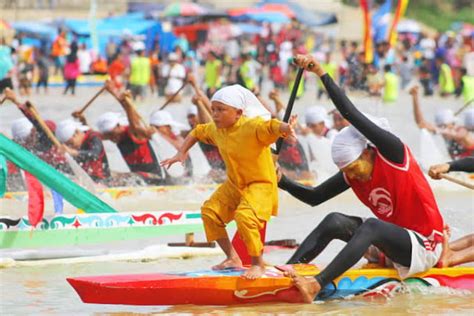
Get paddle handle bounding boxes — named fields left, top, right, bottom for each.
left=159, top=80, right=188, bottom=110
left=454, top=98, right=473, bottom=116
left=440, top=173, right=474, bottom=190
left=74, top=86, right=106, bottom=116
left=0, top=97, right=6, bottom=105
left=274, top=66, right=305, bottom=154
left=25, top=101, right=62, bottom=147
left=188, top=79, right=213, bottom=122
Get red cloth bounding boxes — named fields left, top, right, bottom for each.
left=346, top=146, right=444, bottom=242
left=231, top=223, right=267, bottom=266
left=24, top=171, right=44, bottom=228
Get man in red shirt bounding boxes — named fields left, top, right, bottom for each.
left=96, top=88, right=163, bottom=184
left=278, top=55, right=445, bottom=303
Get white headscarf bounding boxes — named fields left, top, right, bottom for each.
left=464, top=108, right=474, bottom=130
left=11, top=118, right=34, bottom=141
left=331, top=114, right=391, bottom=169
left=186, top=106, right=198, bottom=116
left=149, top=110, right=187, bottom=131
left=434, top=109, right=455, bottom=126
left=96, top=112, right=128, bottom=134
left=56, top=119, right=89, bottom=143
left=211, top=84, right=271, bottom=120
left=305, top=106, right=327, bottom=125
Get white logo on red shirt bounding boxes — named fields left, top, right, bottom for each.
left=368, top=187, right=393, bottom=217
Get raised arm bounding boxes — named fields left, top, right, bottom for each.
left=409, top=86, right=437, bottom=133
left=279, top=171, right=350, bottom=206
left=294, top=55, right=405, bottom=164
left=105, top=80, right=152, bottom=140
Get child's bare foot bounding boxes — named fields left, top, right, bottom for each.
left=212, top=257, right=243, bottom=270
left=242, top=265, right=266, bottom=279
left=284, top=270, right=320, bottom=303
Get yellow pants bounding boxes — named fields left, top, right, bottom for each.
left=201, top=182, right=266, bottom=257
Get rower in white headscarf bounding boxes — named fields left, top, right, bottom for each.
left=331, top=115, right=391, bottom=169
left=56, top=119, right=90, bottom=144
left=11, top=118, right=34, bottom=143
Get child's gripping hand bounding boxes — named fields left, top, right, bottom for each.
left=160, top=152, right=187, bottom=169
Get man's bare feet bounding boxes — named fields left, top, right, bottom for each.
left=212, top=256, right=243, bottom=270
left=241, top=265, right=265, bottom=280
left=284, top=270, right=321, bottom=303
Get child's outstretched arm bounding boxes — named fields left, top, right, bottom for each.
left=160, top=134, right=198, bottom=169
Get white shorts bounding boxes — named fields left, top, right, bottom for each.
left=393, top=229, right=442, bottom=279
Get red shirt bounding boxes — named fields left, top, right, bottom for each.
left=345, top=146, right=444, bottom=242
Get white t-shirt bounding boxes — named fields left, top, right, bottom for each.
left=77, top=49, right=92, bottom=74
left=162, top=63, right=186, bottom=95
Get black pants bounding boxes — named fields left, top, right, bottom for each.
left=64, top=79, right=77, bottom=95
left=287, top=212, right=413, bottom=288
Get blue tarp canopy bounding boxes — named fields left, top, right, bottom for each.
left=12, top=21, right=57, bottom=40
left=257, top=0, right=337, bottom=27
left=62, top=13, right=176, bottom=55
left=245, top=12, right=290, bottom=24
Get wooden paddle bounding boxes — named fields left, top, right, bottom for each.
left=72, top=86, right=106, bottom=117
left=25, top=101, right=97, bottom=193
left=188, top=77, right=213, bottom=122
left=454, top=98, right=473, bottom=116
left=274, top=63, right=309, bottom=154
left=440, top=173, right=474, bottom=190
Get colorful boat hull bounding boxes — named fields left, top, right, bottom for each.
left=67, top=264, right=474, bottom=305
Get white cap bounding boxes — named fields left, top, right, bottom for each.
left=331, top=114, right=391, bottom=169
left=464, top=108, right=474, bottom=130
left=11, top=118, right=34, bottom=141
left=149, top=110, right=187, bottom=130
left=434, top=109, right=455, bottom=126
left=211, top=84, right=271, bottom=120
left=186, top=106, right=198, bottom=116
left=56, top=119, right=89, bottom=143
left=168, top=52, right=179, bottom=62
left=305, top=106, right=327, bottom=125
left=132, top=41, right=145, bottom=52
left=96, top=112, right=128, bottom=134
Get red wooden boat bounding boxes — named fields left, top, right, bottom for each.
left=67, top=265, right=474, bottom=305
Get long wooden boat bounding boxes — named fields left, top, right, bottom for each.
left=0, top=210, right=203, bottom=249
left=2, top=179, right=316, bottom=202
left=67, top=264, right=474, bottom=305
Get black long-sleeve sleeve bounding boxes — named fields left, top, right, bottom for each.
left=321, top=74, right=405, bottom=164
left=449, top=157, right=474, bottom=172
left=76, top=136, right=103, bottom=163
left=278, top=172, right=350, bottom=207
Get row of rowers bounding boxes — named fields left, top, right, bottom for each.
left=4, top=86, right=348, bottom=188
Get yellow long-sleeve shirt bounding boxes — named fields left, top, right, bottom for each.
left=191, top=116, right=283, bottom=221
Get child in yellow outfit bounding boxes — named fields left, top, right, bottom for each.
left=161, top=84, right=296, bottom=279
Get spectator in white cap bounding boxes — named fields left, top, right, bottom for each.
left=161, top=52, right=186, bottom=103
left=304, top=106, right=337, bottom=140
left=409, top=86, right=472, bottom=159
left=161, top=84, right=297, bottom=280
left=55, top=119, right=111, bottom=183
